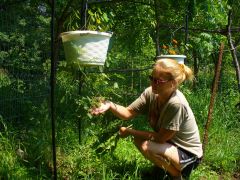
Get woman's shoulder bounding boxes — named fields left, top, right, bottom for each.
left=142, top=87, right=154, bottom=97
left=144, top=86, right=152, bottom=93
left=140, top=87, right=157, bottom=103
left=168, top=90, right=188, bottom=106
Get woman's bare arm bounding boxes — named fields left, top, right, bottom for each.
left=120, top=127, right=176, bottom=143
left=91, top=101, right=137, bottom=120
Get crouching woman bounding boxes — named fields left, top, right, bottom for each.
left=91, top=58, right=203, bottom=179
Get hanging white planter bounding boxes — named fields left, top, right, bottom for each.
left=157, top=55, right=186, bottom=64
left=61, top=30, right=112, bottom=66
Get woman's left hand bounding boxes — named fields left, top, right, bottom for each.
left=90, top=101, right=111, bottom=115
left=119, top=127, right=130, bottom=138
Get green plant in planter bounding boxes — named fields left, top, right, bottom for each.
left=61, top=6, right=114, bottom=68
left=65, top=7, right=114, bottom=32
left=87, top=7, right=114, bottom=32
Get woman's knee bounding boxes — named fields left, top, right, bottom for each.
left=133, top=138, right=152, bottom=153
left=133, top=137, right=147, bottom=148
left=141, top=140, right=151, bottom=152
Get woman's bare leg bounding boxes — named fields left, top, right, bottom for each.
left=134, top=137, right=181, bottom=177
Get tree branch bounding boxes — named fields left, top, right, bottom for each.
left=157, top=24, right=240, bottom=35
left=87, top=0, right=154, bottom=6
left=227, top=10, right=240, bottom=90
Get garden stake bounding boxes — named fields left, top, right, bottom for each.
left=50, top=0, right=57, bottom=178
left=78, top=0, right=88, bottom=144
left=202, top=43, right=224, bottom=159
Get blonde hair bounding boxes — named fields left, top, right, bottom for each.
left=153, top=58, right=194, bottom=85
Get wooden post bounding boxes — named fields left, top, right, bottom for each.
left=202, top=43, right=224, bottom=158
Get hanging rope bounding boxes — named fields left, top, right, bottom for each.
left=81, top=0, right=88, bottom=30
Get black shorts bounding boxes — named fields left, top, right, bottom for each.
left=177, top=146, right=201, bottom=171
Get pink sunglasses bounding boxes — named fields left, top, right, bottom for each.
left=149, top=75, right=170, bottom=85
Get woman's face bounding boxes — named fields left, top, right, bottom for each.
left=150, top=68, right=173, bottom=94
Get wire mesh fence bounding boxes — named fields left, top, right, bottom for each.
left=0, top=2, right=50, bottom=122
left=0, top=2, right=229, bottom=123
left=1, top=1, right=239, bottom=179
left=0, top=1, right=150, bottom=124
left=1, top=1, right=238, bottom=124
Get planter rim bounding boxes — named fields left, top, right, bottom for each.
left=157, top=55, right=186, bottom=58
left=61, top=30, right=113, bottom=38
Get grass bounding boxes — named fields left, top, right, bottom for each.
left=1, top=92, right=239, bottom=179
left=0, top=71, right=239, bottom=179
left=0, top=119, right=30, bottom=179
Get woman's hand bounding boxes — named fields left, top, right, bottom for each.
left=119, top=127, right=130, bottom=138
left=90, top=101, right=111, bottom=115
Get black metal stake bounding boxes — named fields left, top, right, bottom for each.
left=78, top=0, right=88, bottom=144
left=50, top=0, right=57, bottom=179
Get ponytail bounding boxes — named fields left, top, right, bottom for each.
left=154, top=58, right=194, bottom=85
left=179, top=63, right=194, bottom=82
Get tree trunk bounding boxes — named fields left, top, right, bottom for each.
left=227, top=10, right=240, bottom=91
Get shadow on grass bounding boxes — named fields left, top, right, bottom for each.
left=140, top=166, right=171, bottom=180
left=108, top=159, right=171, bottom=180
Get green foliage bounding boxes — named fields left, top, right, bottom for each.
left=189, top=33, right=224, bottom=60
left=203, top=97, right=240, bottom=172
left=192, top=0, right=228, bottom=29
left=181, top=71, right=240, bottom=174
left=190, top=164, right=220, bottom=179
left=0, top=69, right=11, bottom=88
left=63, top=5, right=114, bottom=31
left=0, top=0, right=240, bottom=179
left=0, top=117, right=29, bottom=178
left=87, top=7, right=114, bottom=31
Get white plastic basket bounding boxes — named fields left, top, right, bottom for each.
left=61, top=31, right=112, bottom=66
left=157, top=55, right=186, bottom=64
